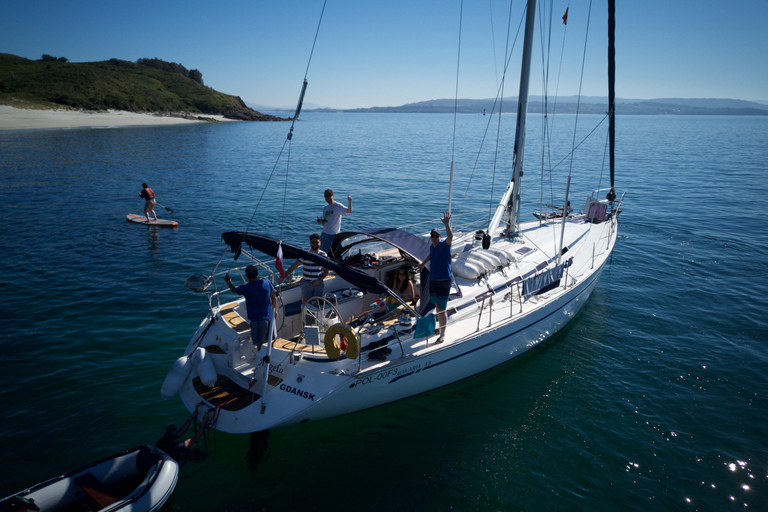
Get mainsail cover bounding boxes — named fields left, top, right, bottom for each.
left=221, top=232, right=387, bottom=295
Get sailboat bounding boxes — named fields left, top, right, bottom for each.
left=162, top=0, right=624, bottom=434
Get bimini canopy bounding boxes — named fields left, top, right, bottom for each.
left=221, top=232, right=387, bottom=295
left=329, top=228, right=430, bottom=263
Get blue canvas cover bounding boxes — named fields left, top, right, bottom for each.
left=221, top=231, right=387, bottom=295
left=329, top=228, right=430, bottom=263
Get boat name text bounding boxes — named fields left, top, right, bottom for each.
left=279, top=383, right=315, bottom=401
left=353, top=361, right=432, bottom=386
left=258, top=360, right=284, bottom=376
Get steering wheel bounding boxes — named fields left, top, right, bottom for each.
left=303, top=296, right=343, bottom=332
left=275, top=291, right=286, bottom=331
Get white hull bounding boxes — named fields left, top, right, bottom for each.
left=171, top=210, right=618, bottom=433
left=293, top=264, right=604, bottom=423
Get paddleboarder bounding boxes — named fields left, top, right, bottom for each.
left=138, top=182, right=158, bottom=221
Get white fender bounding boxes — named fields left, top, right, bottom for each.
left=452, top=258, right=483, bottom=280
left=491, top=244, right=518, bottom=263
left=474, top=250, right=502, bottom=269
left=160, top=355, right=192, bottom=399
left=466, top=252, right=496, bottom=272
left=486, top=247, right=511, bottom=265
left=192, top=347, right=217, bottom=387
left=485, top=250, right=506, bottom=267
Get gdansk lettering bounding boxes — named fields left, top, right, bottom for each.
left=279, top=383, right=315, bottom=401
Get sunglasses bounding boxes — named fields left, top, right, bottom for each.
left=324, top=194, right=333, bottom=197
left=430, top=233, right=440, bottom=238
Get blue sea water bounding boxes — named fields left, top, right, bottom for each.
left=1, top=113, right=767, bottom=511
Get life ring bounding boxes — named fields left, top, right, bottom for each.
left=324, top=323, right=359, bottom=360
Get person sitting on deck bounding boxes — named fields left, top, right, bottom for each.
left=555, top=201, right=572, bottom=215
left=350, top=267, right=415, bottom=327
left=392, top=266, right=416, bottom=304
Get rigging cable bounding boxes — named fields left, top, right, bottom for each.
left=448, top=0, right=464, bottom=220
left=240, top=0, right=328, bottom=242
left=521, top=114, right=608, bottom=196
left=543, top=0, right=571, bottom=216
left=538, top=0, right=553, bottom=222
left=216, top=0, right=327, bottom=312
left=488, top=0, right=518, bottom=222
left=455, top=3, right=524, bottom=220
left=566, top=0, right=593, bottom=186
left=488, top=0, right=500, bottom=87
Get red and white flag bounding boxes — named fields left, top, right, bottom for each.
left=276, top=242, right=285, bottom=278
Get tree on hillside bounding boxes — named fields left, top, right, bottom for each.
left=137, top=57, right=188, bottom=76
left=187, top=69, right=203, bottom=85
left=137, top=57, right=204, bottom=85
left=40, top=54, right=68, bottom=63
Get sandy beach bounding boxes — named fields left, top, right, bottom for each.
left=0, top=105, right=235, bottom=130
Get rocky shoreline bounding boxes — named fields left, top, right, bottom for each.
left=220, top=106, right=290, bottom=121
left=156, top=107, right=290, bottom=122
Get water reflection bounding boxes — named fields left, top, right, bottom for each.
left=246, top=430, right=271, bottom=471
left=148, top=226, right=159, bottom=253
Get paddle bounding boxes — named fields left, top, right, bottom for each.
left=156, top=203, right=174, bottom=214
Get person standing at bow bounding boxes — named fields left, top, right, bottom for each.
left=317, top=189, right=352, bottom=255
left=138, top=182, right=158, bottom=221
left=418, top=212, right=453, bottom=344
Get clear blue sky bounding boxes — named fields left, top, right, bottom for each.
left=3, top=1, right=766, bottom=109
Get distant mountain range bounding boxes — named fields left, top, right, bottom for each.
left=248, top=97, right=768, bottom=116
left=245, top=101, right=325, bottom=113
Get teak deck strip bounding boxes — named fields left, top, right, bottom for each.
left=193, top=375, right=259, bottom=411
left=219, top=302, right=250, bottom=333
left=273, top=337, right=328, bottom=354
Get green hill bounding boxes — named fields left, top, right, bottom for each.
left=0, top=53, right=287, bottom=121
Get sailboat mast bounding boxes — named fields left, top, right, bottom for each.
left=488, top=0, right=538, bottom=237
left=607, top=0, right=617, bottom=201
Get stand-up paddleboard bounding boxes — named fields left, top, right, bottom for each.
left=126, top=214, right=178, bottom=227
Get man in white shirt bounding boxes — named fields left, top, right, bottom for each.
left=317, top=188, right=352, bottom=256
